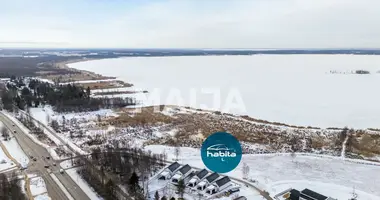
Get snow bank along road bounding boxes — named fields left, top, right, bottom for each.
left=0, top=111, right=90, bottom=200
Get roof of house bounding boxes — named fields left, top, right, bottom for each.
left=167, top=162, right=181, bottom=172
left=179, top=164, right=191, bottom=174
left=172, top=174, right=181, bottom=180
left=301, top=189, right=328, bottom=200
left=215, top=176, right=231, bottom=187
left=198, top=181, right=206, bottom=187
left=196, top=169, right=208, bottom=179
left=205, top=172, right=220, bottom=183
left=160, top=171, right=169, bottom=177
left=289, top=189, right=300, bottom=200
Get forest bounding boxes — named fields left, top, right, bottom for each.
left=75, top=147, right=166, bottom=200
left=0, top=173, right=27, bottom=200
left=1, top=77, right=136, bottom=112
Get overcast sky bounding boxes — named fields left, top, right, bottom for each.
left=1, top=0, right=379, bottom=48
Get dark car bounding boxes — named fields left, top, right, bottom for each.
left=46, top=156, right=50, bottom=160
left=44, top=165, right=49, bottom=168
left=33, top=158, right=37, bottom=161
left=13, top=130, right=16, bottom=133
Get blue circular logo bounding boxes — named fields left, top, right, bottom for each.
left=201, top=132, right=242, bottom=173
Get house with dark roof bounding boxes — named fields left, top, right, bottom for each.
left=171, top=164, right=193, bottom=183
left=205, top=176, right=232, bottom=194
left=188, top=169, right=209, bottom=187
left=300, top=189, right=328, bottom=200
left=196, top=172, right=220, bottom=191
left=158, top=162, right=181, bottom=180
left=285, top=188, right=336, bottom=200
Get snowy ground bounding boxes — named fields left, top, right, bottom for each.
left=28, top=106, right=118, bottom=155
left=0, top=144, right=15, bottom=171
left=2, top=137, right=29, bottom=168
left=21, top=175, right=51, bottom=200
left=29, top=105, right=118, bottom=126
left=65, top=168, right=103, bottom=200
left=70, top=55, right=380, bottom=129
left=34, top=193, right=52, bottom=200
left=145, top=145, right=380, bottom=200
left=30, top=176, right=48, bottom=196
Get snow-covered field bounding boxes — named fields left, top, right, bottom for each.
left=145, top=145, right=380, bottom=200
left=69, top=55, right=380, bottom=129
left=30, top=177, right=48, bottom=196
left=0, top=145, right=15, bottom=171
left=66, top=168, right=103, bottom=200
left=2, top=137, right=29, bottom=168
left=29, top=105, right=118, bottom=154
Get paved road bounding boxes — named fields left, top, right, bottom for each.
left=21, top=110, right=131, bottom=200
left=0, top=112, right=91, bottom=200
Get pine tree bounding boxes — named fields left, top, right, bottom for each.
left=177, top=179, right=185, bottom=198
left=155, top=191, right=160, bottom=200
left=129, top=172, right=140, bottom=194
left=105, top=180, right=115, bottom=200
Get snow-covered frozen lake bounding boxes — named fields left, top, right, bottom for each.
left=69, top=55, right=380, bottom=129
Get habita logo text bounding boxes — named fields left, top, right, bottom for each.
left=206, top=144, right=237, bottom=160
left=201, top=132, right=242, bottom=173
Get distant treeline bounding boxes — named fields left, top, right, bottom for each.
left=1, top=77, right=136, bottom=112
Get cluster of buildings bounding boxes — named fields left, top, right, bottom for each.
left=158, top=162, right=233, bottom=195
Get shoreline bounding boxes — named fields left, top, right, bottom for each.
left=51, top=57, right=380, bottom=131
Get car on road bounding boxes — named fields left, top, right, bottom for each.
left=33, top=158, right=37, bottom=161
left=13, top=130, right=16, bottom=133
left=12, top=124, right=15, bottom=127
left=53, top=163, right=56, bottom=166
left=60, top=169, right=64, bottom=174
left=44, top=165, right=49, bottom=168
left=46, top=156, right=50, bottom=160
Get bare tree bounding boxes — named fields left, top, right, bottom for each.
left=1, top=126, right=10, bottom=141
left=174, top=146, right=180, bottom=161
left=46, top=113, right=51, bottom=124
left=291, top=152, right=296, bottom=162
left=242, top=162, right=250, bottom=180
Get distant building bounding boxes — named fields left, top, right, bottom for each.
left=197, top=172, right=220, bottom=191
left=171, top=164, right=193, bottom=184
left=159, top=162, right=181, bottom=180
left=188, top=169, right=209, bottom=187
left=205, top=176, right=232, bottom=195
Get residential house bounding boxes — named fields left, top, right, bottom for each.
left=188, top=169, right=209, bottom=187
left=196, top=172, right=220, bottom=191
left=205, top=176, right=232, bottom=194
left=287, top=188, right=337, bottom=200
left=158, top=162, right=181, bottom=180
left=172, top=164, right=193, bottom=183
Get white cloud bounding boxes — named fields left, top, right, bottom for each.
left=1, top=0, right=380, bottom=48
